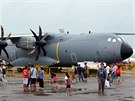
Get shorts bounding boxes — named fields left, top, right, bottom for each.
left=23, top=78, right=28, bottom=84
left=66, top=85, right=71, bottom=88
left=117, top=74, right=120, bottom=77
left=31, top=78, right=36, bottom=84
left=53, top=81, right=57, bottom=83
left=53, top=82, right=58, bottom=88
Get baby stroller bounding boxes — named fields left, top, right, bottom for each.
left=0, top=74, right=8, bottom=86
left=106, top=73, right=112, bottom=87
left=0, top=75, right=4, bottom=86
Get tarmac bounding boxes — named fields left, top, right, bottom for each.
left=0, top=76, right=135, bottom=101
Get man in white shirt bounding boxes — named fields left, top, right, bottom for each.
left=30, top=65, right=37, bottom=92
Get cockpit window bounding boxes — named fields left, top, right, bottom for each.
left=117, top=38, right=122, bottom=42
left=107, top=38, right=111, bottom=42
left=107, top=37, right=123, bottom=42
left=112, top=38, right=117, bottom=42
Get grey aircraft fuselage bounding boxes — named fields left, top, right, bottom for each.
left=0, top=32, right=133, bottom=66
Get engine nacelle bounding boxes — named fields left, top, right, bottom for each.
left=16, top=37, right=35, bottom=50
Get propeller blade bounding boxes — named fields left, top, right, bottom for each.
left=41, top=46, right=46, bottom=56
left=28, top=48, right=37, bottom=54
left=2, top=48, right=9, bottom=58
left=35, top=47, right=40, bottom=61
left=37, top=46, right=41, bottom=55
left=1, top=26, right=4, bottom=41
left=30, top=29, right=39, bottom=41
left=39, top=26, right=42, bottom=40
left=4, top=33, right=11, bottom=41
left=41, top=33, right=48, bottom=40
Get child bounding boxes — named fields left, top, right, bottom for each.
left=64, top=73, right=68, bottom=84
left=53, top=73, right=58, bottom=93
left=65, top=73, right=72, bottom=96
left=0, top=69, right=8, bottom=85
left=51, top=72, right=54, bottom=84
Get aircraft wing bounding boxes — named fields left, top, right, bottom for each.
left=0, top=34, right=33, bottom=40
left=10, top=34, right=33, bottom=38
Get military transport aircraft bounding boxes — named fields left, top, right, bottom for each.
left=0, top=26, right=133, bottom=66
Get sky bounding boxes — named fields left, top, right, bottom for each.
left=0, top=0, right=135, bottom=47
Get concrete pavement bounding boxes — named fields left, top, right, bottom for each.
left=0, top=76, right=135, bottom=101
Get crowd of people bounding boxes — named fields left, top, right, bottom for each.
left=0, top=62, right=121, bottom=96
left=21, top=63, right=89, bottom=95
left=22, top=64, right=45, bottom=93
left=22, top=62, right=121, bottom=95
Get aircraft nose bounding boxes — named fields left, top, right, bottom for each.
left=121, top=42, right=133, bottom=60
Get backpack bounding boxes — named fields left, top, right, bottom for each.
left=98, top=68, right=106, bottom=79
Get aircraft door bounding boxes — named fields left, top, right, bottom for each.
left=70, top=53, right=78, bottom=63
left=11, top=50, right=16, bottom=62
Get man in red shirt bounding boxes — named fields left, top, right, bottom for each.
left=23, top=66, right=29, bottom=93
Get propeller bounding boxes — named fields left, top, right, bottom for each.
left=30, top=26, right=48, bottom=61
left=0, top=26, right=11, bottom=59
